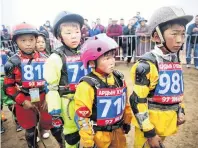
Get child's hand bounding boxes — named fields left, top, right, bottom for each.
left=22, top=100, right=37, bottom=112
left=193, top=28, right=198, bottom=32
left=42, top=100, right=48, bottom=111
left=122, top=123, right=131, bottom=134
left=177, top=113, right=185, bottom=125
left=148, top=135, right=162, bottom=148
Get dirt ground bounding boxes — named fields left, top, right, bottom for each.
left=1, top=63, right=198, bottom=148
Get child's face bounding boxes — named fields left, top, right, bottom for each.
left=36, top=36, right=46, bottom=52
left=163, top=24, right=185, bottom=53
left=16, top=34, right=36, bottom=54
left=96, top=51, right=116, bottom=74
left=60, top=23, right=81, bottom=49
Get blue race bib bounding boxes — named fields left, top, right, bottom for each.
left=151, top=63, right=184, bottom=104
left=66, top=55, right=91, bottom=91
left=96, top=87, right=127, bottom=126
left=21, top=58, right=45, bottom=88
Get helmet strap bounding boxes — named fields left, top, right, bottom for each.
left=20, top=50, right=34, bottom=55
left=156, top=26, right=173, bottom=53
left=95, top=67, right=108, bottom=77
left=94, top=60, right=109, bottom=76
left=156, top=26, right=165, bottom=48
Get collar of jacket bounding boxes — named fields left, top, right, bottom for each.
left=62, top=42, right=80, bottom=55
left=151, top=46, right=177, bottom=62
left=92, top=69, right=115, bottom=86
left=18, top=50, right=39, bottom=59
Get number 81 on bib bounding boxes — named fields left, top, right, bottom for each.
left=21, top=59, right=45, bottom=87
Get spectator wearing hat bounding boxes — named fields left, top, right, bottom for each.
left=135, top=12, right=142, bottom=21
left=44, top=20, right=53, bottom=33
left=136, top=18, right=150, bottom=56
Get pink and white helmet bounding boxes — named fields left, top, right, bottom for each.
left=80, top=33, right=118, bottom=68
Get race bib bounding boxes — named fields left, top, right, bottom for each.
left=151, top=63, right=184, bottom=104
left=0, top=51, right=8, bottom=75
left=96, top=87, right=127, bottom=126
left=21, top=58, right=46, bottom=88
left=66, top=55, right=92, bottom=91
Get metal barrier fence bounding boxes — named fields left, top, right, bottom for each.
left=84, top=34, right=198, bottom=64
left=185, top=34, right=198, bottom=65
left=0, top=40, right=18, bottom=53
left=1, top=34, right=197, bottom=64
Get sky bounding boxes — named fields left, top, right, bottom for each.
left=1, top=0, right=198, bottom=29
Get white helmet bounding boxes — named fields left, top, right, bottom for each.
left=148, top=6, right=193, bottom=48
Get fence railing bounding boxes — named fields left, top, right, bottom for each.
left=0, top=40, right=18, bottom=53
left=83, top=34, right=198, bottom=64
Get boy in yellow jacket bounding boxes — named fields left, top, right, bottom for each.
left=74, top=34, right=132, bottom=148
left=130, top=6, right=193, bottom=148
left=43, top=11, right=89, bottom=148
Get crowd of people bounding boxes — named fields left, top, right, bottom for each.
left=0, top=6, right=198, bottom=148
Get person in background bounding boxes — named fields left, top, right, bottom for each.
left=133, top=16, right=140, bottom=29
left=1, top=48, right=23, bottom=134
left=107, top=19, right=122, bottom=60
left=81, top=24, right=90, bottom=44
left=108, top=18, right=113, bottom=27
left=186, top=15, right=198, bottom=69
left=135, top=12, right=141, bottom=21
left=96, top=18, right=105, bottom=33
left=89, top=22, right=101, bottom=37
left=84, top=18, right=91, bottom=30
left=136, top=18, right=150, bottom=56
left=123, top=18, right=137, bottom=64
left=105, top=18, right=113, bottom=33
left=1, top=29, right=12, bottom=50
left=39, top=25, right=49, bottom=38
left=119, top=18, right=126, bottom=60
left=107, top=19, right=122, bottom=39
left=120, top=18, right=126, bottom=31
left=36, top=31, right=49, bottom=57
left=44, top=20, right=53, bottom=33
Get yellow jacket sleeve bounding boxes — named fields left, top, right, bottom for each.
left=75, top=81, right=94, bottom=115
left=74, top=81, right=95, bottom=147
left=123, top=86, right=133, bottom=124
left=43, top=53, right=62, bottom=115
left=130, top=61, right=159, bottom=138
